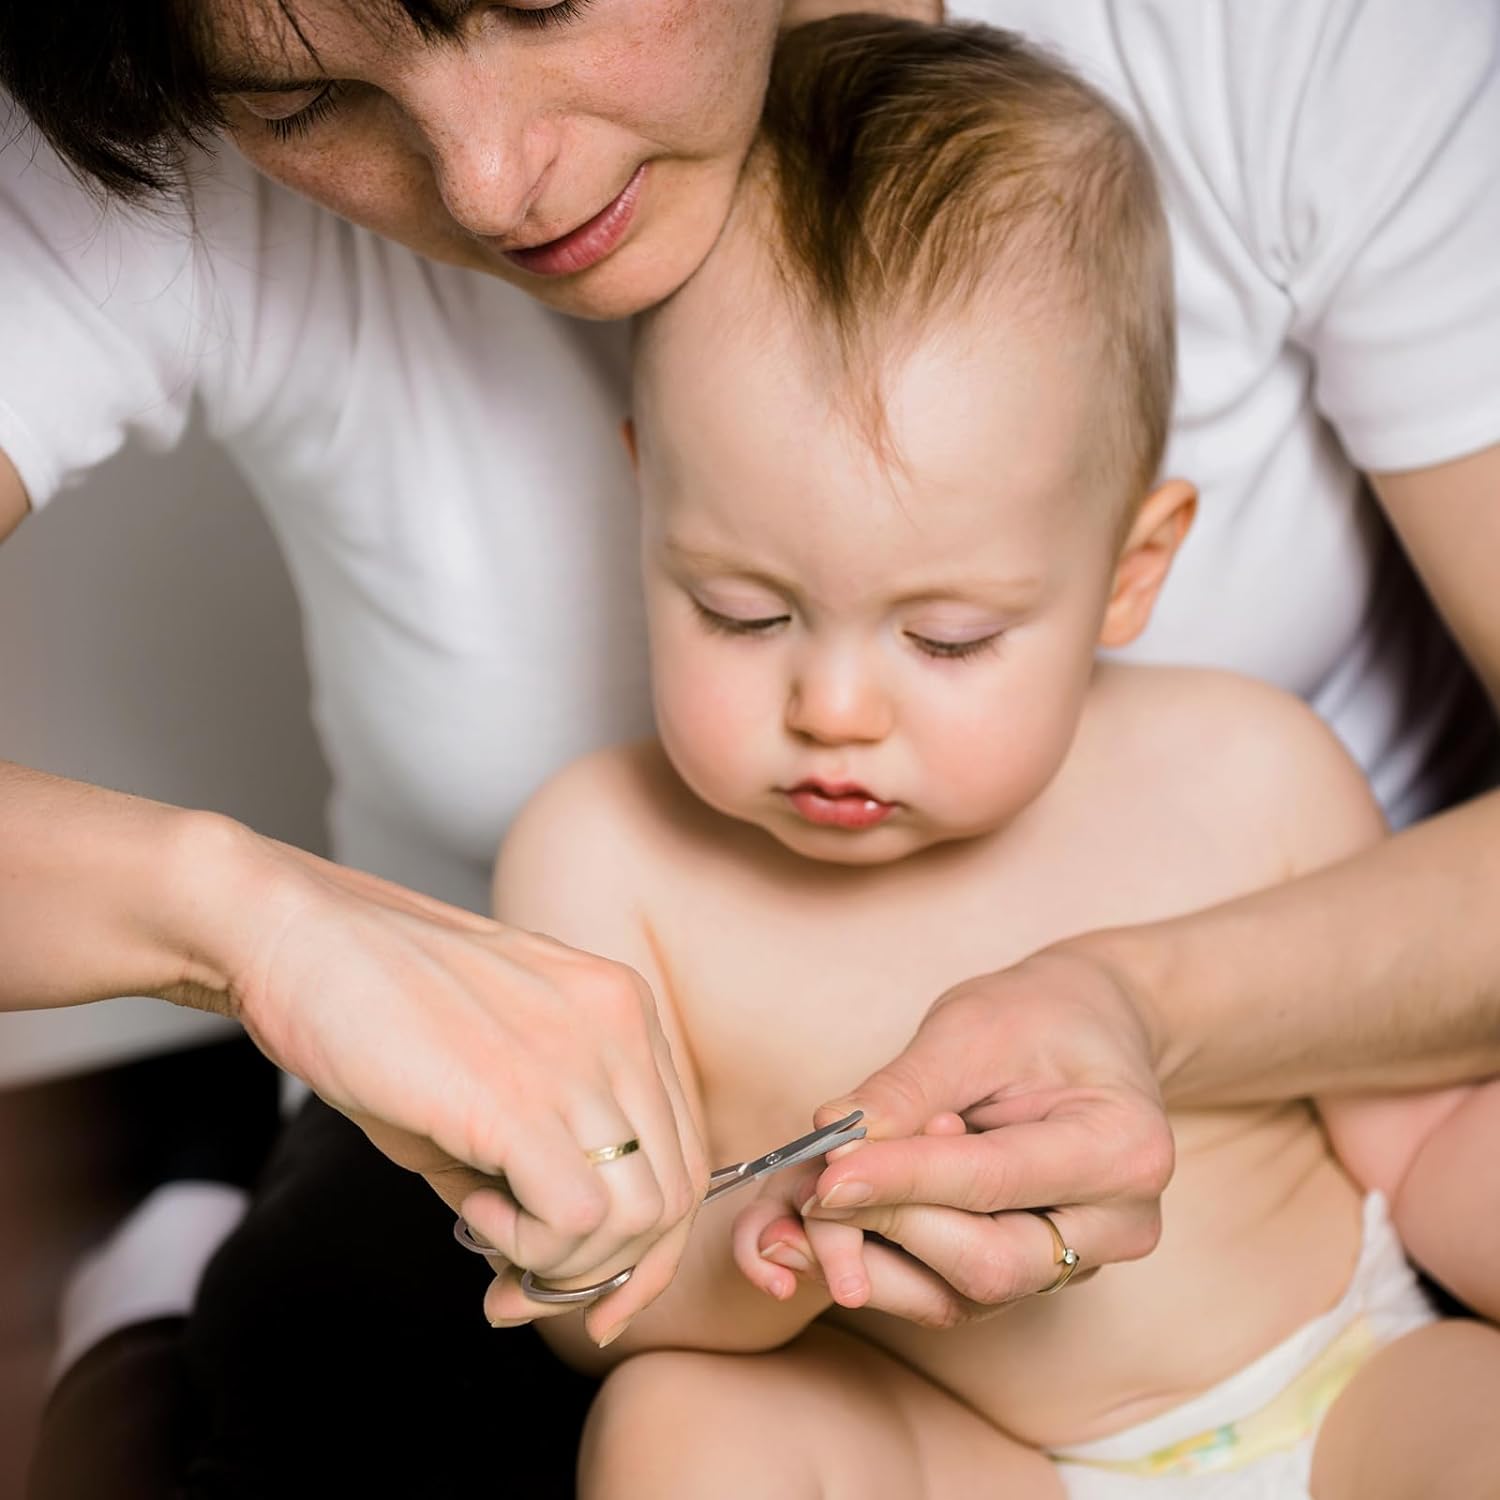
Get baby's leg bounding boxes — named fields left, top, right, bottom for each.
left=580, top=1321, right=1063, bottom=1500
left=1310, top=1320, right=1500, bottom=1499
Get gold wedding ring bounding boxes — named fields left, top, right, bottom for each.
left=1029, top=1208, right=1081, bottom=1295
left=584, top=1138, right=641, bottom=1166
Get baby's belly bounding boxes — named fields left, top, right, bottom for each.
left=827, top=1103, right=1366, bottom=1449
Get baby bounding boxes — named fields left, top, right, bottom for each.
left=494, top=17, right=1500, bottom=1497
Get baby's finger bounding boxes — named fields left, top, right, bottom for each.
left=732, top=1200, right=804, bottom=1300
left=804, top=1217, right=870, bottom=1308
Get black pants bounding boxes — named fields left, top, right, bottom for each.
left=29, top=1098, right=596, bottom=1499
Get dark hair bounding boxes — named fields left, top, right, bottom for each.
left=756, top=14, right=1175, bottom=503
left=0, top=0, right=458, bottom=199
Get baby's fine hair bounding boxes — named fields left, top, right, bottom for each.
left=757, top=15, right=1175, bottom=506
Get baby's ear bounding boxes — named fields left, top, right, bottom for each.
left=619, top=417, right=639, bottom=472
left=1098, top=479, right=1196, bottom=648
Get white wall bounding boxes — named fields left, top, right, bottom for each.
left=0, top=423, right=330, bottom=1086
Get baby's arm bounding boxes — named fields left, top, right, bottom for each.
left=1321, top=1085, right=1499, bottom=1319
left=492, top=747, right=834, bottom=1373
left=1248, top=686, right=1496, bottom=1318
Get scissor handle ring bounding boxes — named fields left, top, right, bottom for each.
left=519, top=1266, right=634, bottom=1303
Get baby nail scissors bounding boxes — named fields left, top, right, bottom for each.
left=452, top=1109, right=866, bottom=1304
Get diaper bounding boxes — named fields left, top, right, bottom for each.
left=1050, top=1194, right=1436, bottom=1499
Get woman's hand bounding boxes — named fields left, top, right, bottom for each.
left=750, top=945, right=1174, bottom=1326
left=190, top=817, right=708, bottom=1344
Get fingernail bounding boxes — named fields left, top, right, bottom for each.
left=761, top=1240, right=813, bottom=1274
left=488, top=1317, right=532, bottom=1329
left=596, top=1319, right=632, bottom=1349
left=819, top=1181, right=873, bottom=1210
left=833, top=1275, right=870, bottom=1308
left=802, top=1196, right=855, bottom=1221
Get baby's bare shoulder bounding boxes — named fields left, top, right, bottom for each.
left=1085, top=664, right=1386, bottom=877
left=498, top=742, right=694, bottom=885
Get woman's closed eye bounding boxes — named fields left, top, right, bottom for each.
left=238, top=86, right=347, bottom=143
left=233, top=0, right=599, bottom=141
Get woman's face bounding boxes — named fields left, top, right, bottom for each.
left=209, top=0, right=784, bottom=318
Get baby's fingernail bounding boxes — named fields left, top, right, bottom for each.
left=761, top=1240, right=813, bottom=1274
left=819, top=1181, right=873, bottom=1210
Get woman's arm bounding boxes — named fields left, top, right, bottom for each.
left=0, top=739, right=703, bottom=1345
left=779, top=447, right=1500, bottom=1321
left=482, top=749, right=826, bottom=1358
left=1142, top=439, right=1500, bottom=1102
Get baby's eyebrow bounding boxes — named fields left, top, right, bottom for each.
left=892, top=576, right=1043, bottom=609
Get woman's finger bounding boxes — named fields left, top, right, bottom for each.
left=809, top=1100, right=1174, bottom=1217
left=820, top=1199, right=1134, bottom=1308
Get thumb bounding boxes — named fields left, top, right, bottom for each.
left=815, top=1047, right=959, bottom=1141
left=814, top=988, right=999, bottom=1138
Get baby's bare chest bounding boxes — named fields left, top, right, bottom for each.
left=651, top=839, right=1187, bottom=1159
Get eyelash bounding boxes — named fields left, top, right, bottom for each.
left=694, top=602, right=1001, bottom=665
left=906, top=632, right=1003, bottom=662
left=259, top=0, right=596, bottom=140
left=693, top=602, right=789, bottom=638
left=263, top=85, right=346, bottom=142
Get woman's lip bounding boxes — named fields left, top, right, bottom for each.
left=783, top=784, right=898, bottom=831
left=501, top=164, right=647, bottom=277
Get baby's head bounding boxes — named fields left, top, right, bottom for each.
left=630, top=15, right=1193, bottom=865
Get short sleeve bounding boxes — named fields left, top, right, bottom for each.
left=1282, top=0, right=1500, bottom=473
left=0, top=111, right=220, bottom=508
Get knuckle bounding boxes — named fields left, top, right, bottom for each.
left=1119, top=1206, right=1163, bottom=1262
left=956, top=1237, right=1026, bottom=1305
left=914, top=1295, right=967, bottom=1331
left=615, top=1184, right=667, bottom=1240
left=555, top=1186, right=611, bottom=1239
left=1119, top=1123, right=1175, bottom=1200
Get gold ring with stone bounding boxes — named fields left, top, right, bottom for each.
left=1029, top=1208, right=1081, bottom=1294
left=584, top=1138, right=641, bottom=1166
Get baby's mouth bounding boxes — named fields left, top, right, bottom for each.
left=782, top=781, right=898, bottom=830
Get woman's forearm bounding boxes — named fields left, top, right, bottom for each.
left=1080, top=788, right=1500, bottom=1106
left=0, top=759, right=244, bottom=1014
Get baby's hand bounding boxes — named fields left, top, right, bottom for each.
left=731, top=1164, right=872, bottom=1308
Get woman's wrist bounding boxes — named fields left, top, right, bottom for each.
left=0, top=761, right=263, bottom=1015
left=1043, top=925, right=1178, bottom=1080
left=151, top=806, right=276, bottom=1020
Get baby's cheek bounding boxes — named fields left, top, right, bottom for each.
left=655, top=668, right=759, bottom=799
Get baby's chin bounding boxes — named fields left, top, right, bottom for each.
left=753, top=810, right=951, bottom=867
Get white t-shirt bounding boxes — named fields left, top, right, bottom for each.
left=2, top=0, right=1498, bottom=916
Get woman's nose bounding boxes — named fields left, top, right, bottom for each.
left=784, top=653, right=894, bottom=745
left=407, top=60, right=556, bottom=239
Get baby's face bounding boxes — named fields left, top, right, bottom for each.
left=633, top=273, right=1126, bottom=865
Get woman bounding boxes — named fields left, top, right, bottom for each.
left=3, top=0, right=1498, bottom=1492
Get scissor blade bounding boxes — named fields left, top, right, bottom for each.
left=742, top=1109, right=866, bottom=1182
